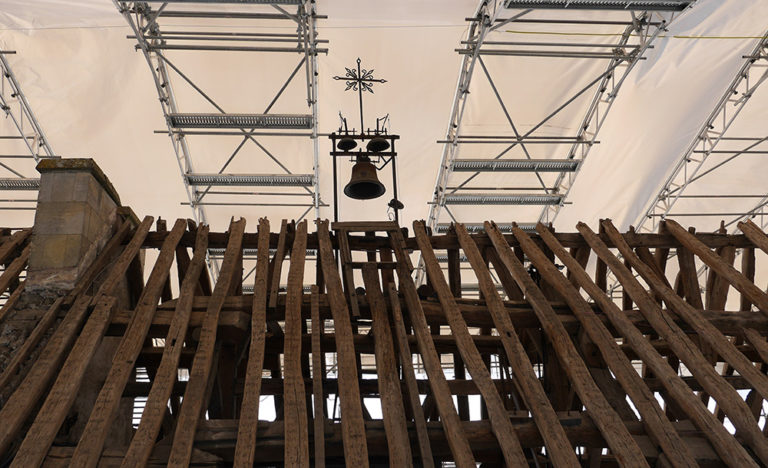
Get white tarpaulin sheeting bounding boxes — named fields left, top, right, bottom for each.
left=0, top=0, right=766, bottom=234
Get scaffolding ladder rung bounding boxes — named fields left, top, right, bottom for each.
left=168, top=113, right=313, bottom=129
left=452, top=159, right=580, bottom=172
left=186, top=173, right=314, bottom=187
left=0, top=178, right=40, bottom=190
left=145, top=0, right=301, bottom=3
left=444, top=194, right=562, bottom=205
left=435, top=222, right=537, bottom=234
left=503, top=0, right=693, bottom=11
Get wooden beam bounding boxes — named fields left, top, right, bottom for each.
left=706, top=245, right=735, bottom=311
left=336, top=228, right=360, bottom=318
left=576, top=221, right=761, bottom=467
left=283, top=220, right=310, bottom=467
left=71, top=218, right=186, bottom=468
left=0, top=245, right=28, bottom=294
left=743, top=328, right=768, bottom=365
left=315, top=220, right=369, bottom=467
left=387, top=226, right=476, bottom=468
left=234, top=218, right=270, bottom=467
left=603, top=220, right=768, bottom=416
left=0, top=229, right=30, bottom=265
left=457, top=223, right=579, bottom=468
left=484, top=222, right=649, bottom=468
left=738, top=219, right=768, bottom=256
left=447, top=247, right=462, bottom=298
left=311, top=286, right=326, bottom=468
left=665, top=219, right=768, bottom=317
left=0, top=280, right=23, bottom=323
left=12, top=297, right=118, bottom=467
left=386, top=284, right=434, bottom=468
left=0, top=297, right=62, bottom=393
left=268, top=220, right=289, bottom=309
left=361, top=264, right=413, bottom=467
left=166, top=218, right=246, bottom=467
left=414, top=221, right=528, bottom=467
left=740, top=246, right=756, bottom=311
left=677, top=244, right=704, bottom=309
left=0, top=216, right=153, bottom=457
left=515, top=224, right=697, bottom=467
left=122, top=225, right=210, bottom=467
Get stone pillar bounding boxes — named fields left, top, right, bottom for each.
left=25, top=158, right=122, bottom=298
left=0, top=158, right=136, bottom=445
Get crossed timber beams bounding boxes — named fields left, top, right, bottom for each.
left=115, top=0, right=327, bottom=278
left=425, top=0, right=696, bottom=266
left=0, top=48, right=56, bottom=215
left=3, top=215, right=768, bottom=465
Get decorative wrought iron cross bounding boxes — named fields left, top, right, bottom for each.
left=333, top=58, right=387, bottom=131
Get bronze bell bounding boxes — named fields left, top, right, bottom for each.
left=366, top=135, right=390, bottom=153
left=337, top=136, right=357, bottom=151
left=344, top=159, right=386, bottom=200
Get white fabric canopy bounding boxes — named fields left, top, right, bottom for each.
left=0, top=0, right=766, bottom=237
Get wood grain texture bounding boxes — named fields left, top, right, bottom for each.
left=311, top=286, right=326, bottom=468
left=512, top=224, right=697, bottom=468
left=315, top=220, right=369, bottom=467
left=122, top=225, right=210, bottom=468
left=269, top=220, right=289, bottom=309
left=453, top=223, right=579, bottom=468
left=234, top=218, right=270, bottom=467
left=576, top=222, right=761, bottom=467
left=388, top=226, right=476, bottom=468
left=283, top=220, right=309, bottom=467
left=482, top=221, right=649, bottom=468
left=386, top=284, right=435, bottom=468
left=12, top=297, right=118, bottom=467
left=0, top=216, right=153, bottom=457
left=167, top=218, right=246, bottom=467
left=72, top=218, right=186, bottom=468
left=666, top=219, right=768, bottom=316
left=361, top=264, right=412, bottom=468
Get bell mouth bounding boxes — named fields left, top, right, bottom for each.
left=366, top=138, right=390, bottom=153
left=337, top=138, right=358, bottom=151
left=344, top=181, right=386, bottom=200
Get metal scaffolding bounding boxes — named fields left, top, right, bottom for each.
left=0, top=48, right=56, bottom=214
left=115, top=0, right=326, bottom=277
left=426, top=0, right=695, bottom=238
left=636, top=30, right=768, bottom=233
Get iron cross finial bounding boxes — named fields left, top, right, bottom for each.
left=333, top=58, right=387, bottom=131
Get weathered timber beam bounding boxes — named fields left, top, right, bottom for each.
left=123, top=374, right=755, bottom=400
left=113, top=302, right=768, bottom=338
left=138, top=229, right=758, bottom=251
left=45, top=418, right=724, bottom=466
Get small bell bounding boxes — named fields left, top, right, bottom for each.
left=366, top=136, right=390, bottom=153
left=344, top=158, right=386, bottom=200
left=337, top=136, right=358, bottom=151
